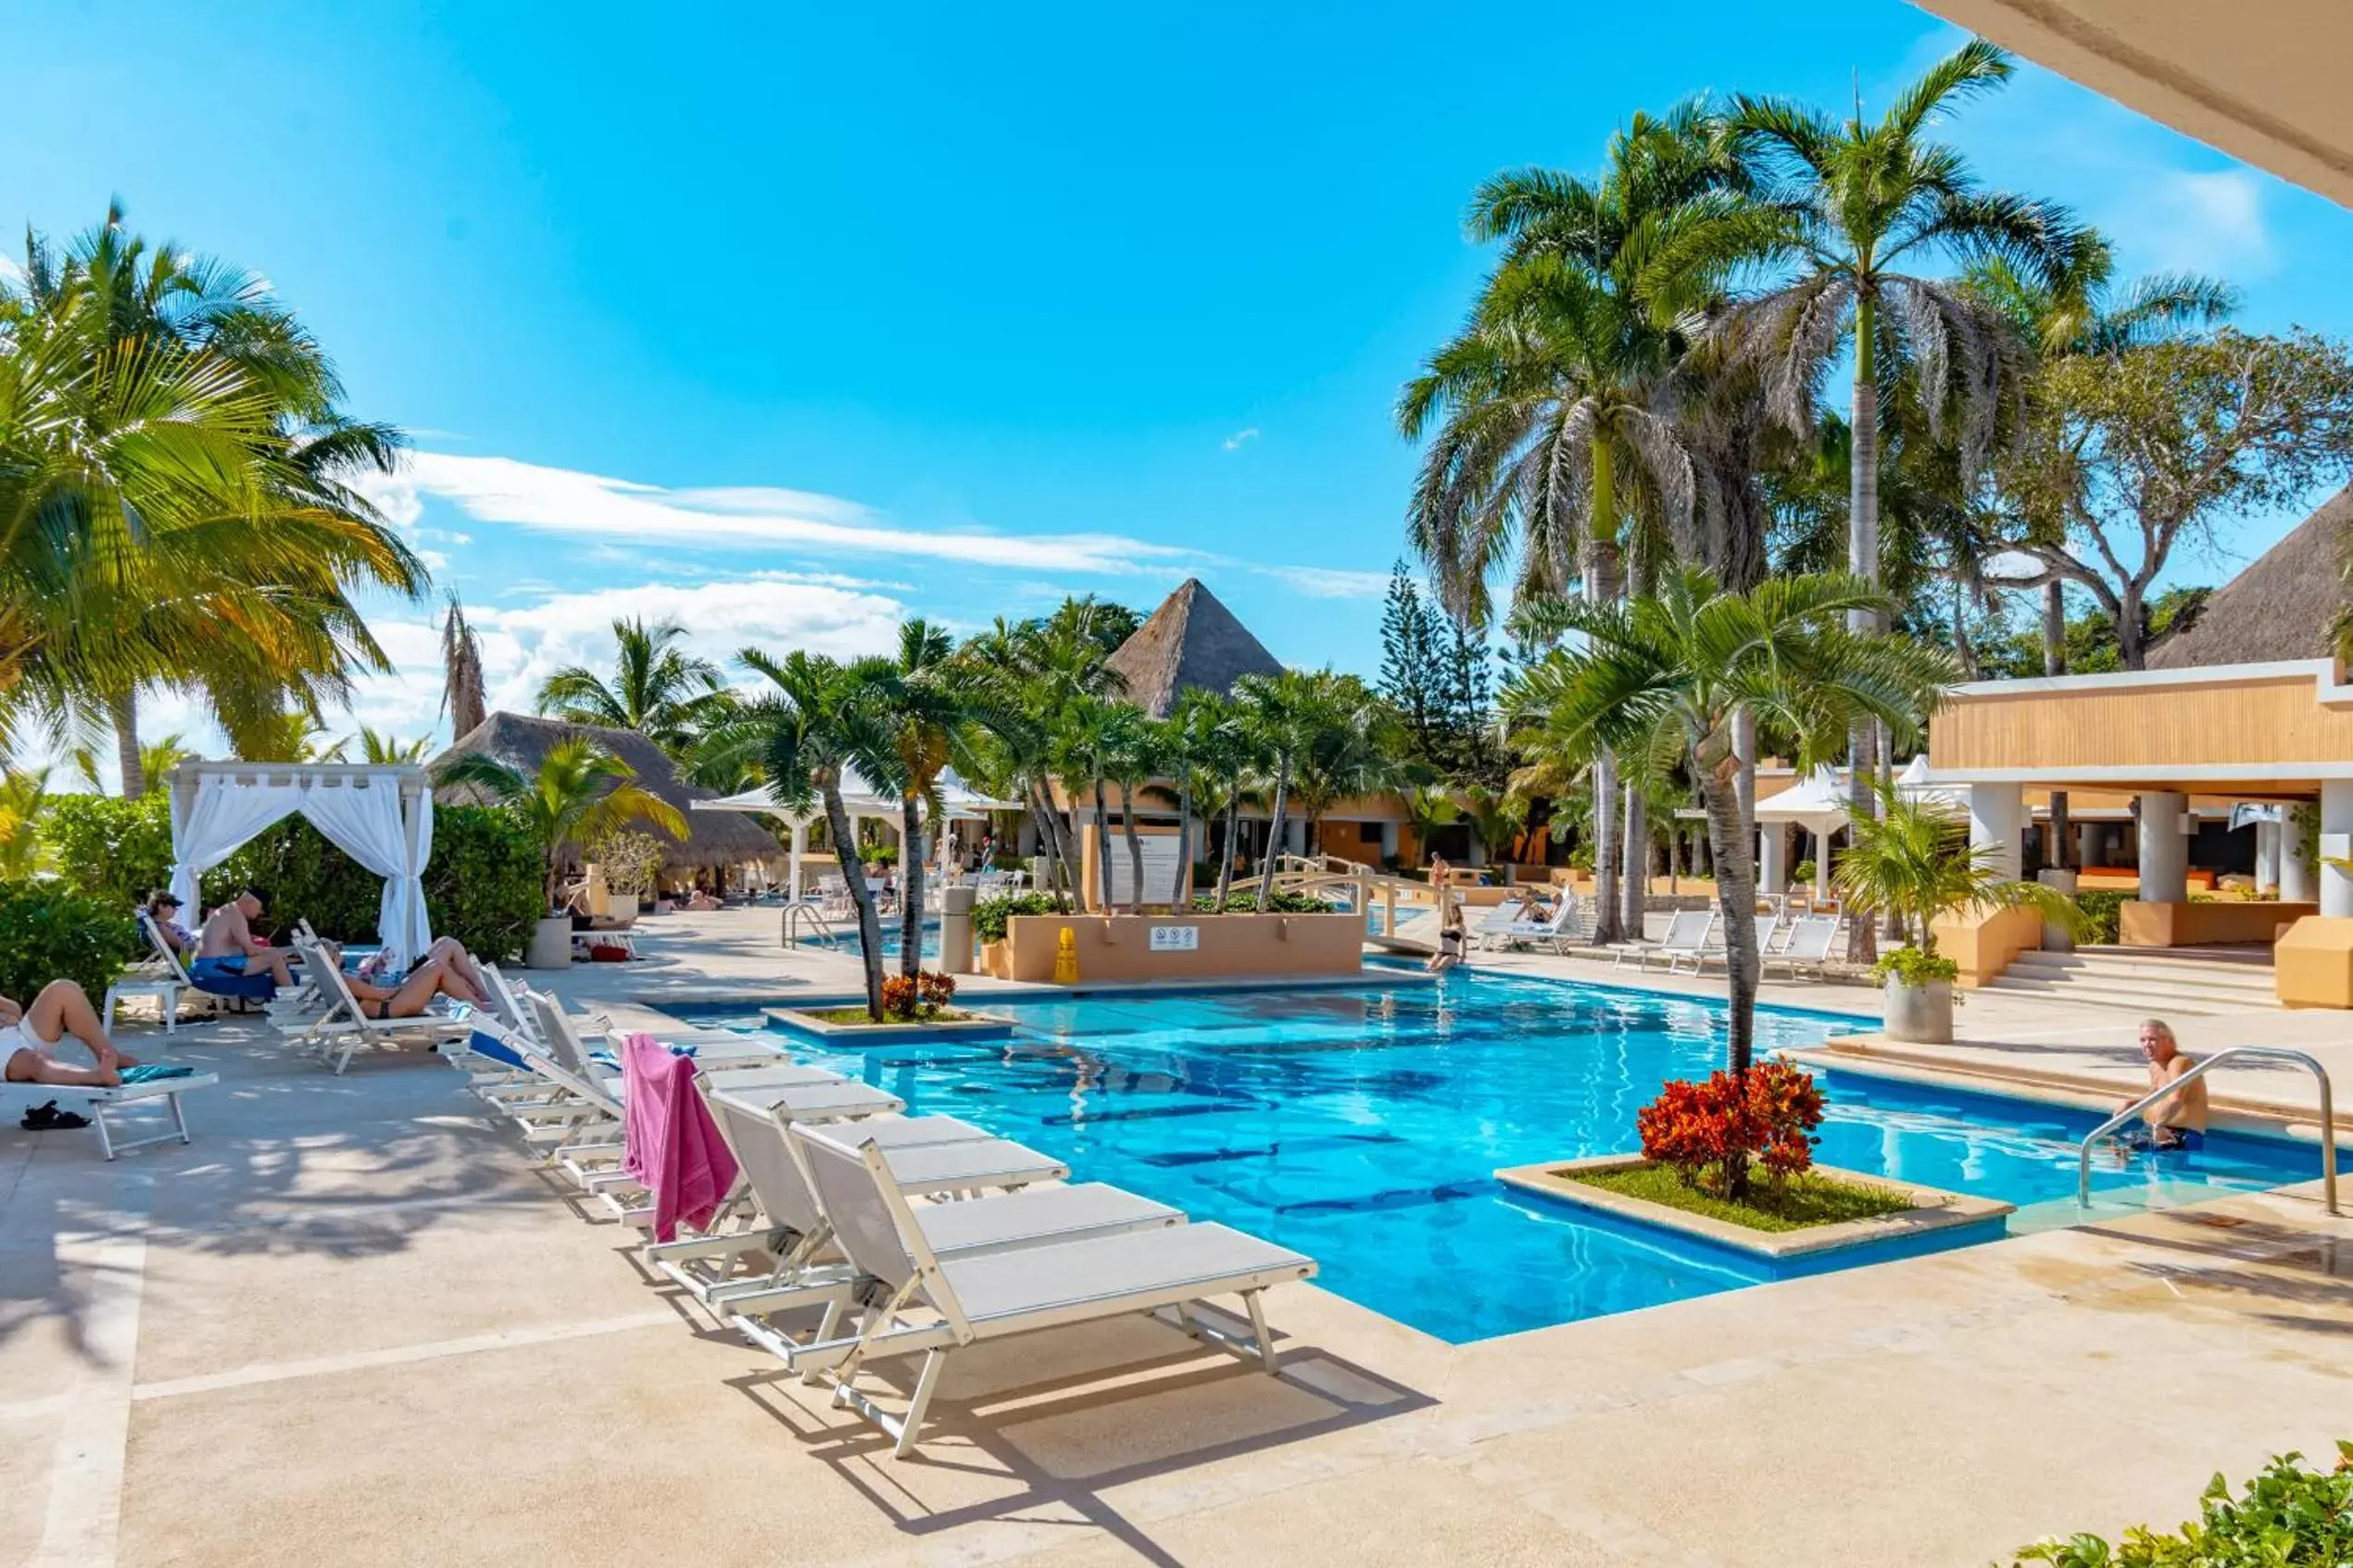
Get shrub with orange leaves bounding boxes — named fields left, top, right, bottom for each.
left=1634, top=1062, right=1825, bottom=1198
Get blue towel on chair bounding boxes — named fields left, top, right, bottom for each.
left=118, top=1063, right=194, bottom=1083
left=466, top=1029, right=525, bottom=1069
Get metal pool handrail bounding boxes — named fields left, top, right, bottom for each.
left=2077, top=1046, right=2338, bottom=1215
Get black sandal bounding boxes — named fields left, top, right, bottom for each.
left=19, top=1100, right=91, bottom=1131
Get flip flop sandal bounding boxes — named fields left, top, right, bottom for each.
left=18, top=1101, right=91, bottom=1132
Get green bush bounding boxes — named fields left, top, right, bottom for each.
left=424, top=805, right=545, bottom=962
left=2073, top=889, right=2128, bottom=945
left=43, top=793, right=174, bottom=909
left=1871, top=947, right=1959, bottom=986
left=208, top=819, right=384, bottom=941
left=975, top=892, right=1059, bottom=942
left=1793, top=859, right=1818, bottom=884
left=1190, top=891, right=1336, bottom=914
left=0, top=881, right=143, bottom=1003
left=2011, top=1442, right=2352, bottom=1565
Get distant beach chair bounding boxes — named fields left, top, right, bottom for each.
left=1760, top=916, right=1841, bottom=980
left=103, top=913, right=192, bottom=1035
left=1613, top=909, right=1716, bottom=974
left=1500, top=896, right=1583, bottom=954
left=1473, top=898, right=1530, bottom=952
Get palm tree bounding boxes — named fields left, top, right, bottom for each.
left=0, top=766, right=49, bottom=878
left=1104, top=715, right=1164, bottom=915
left=348, top=727, right=432, bottom=764
left=535, top=618, right=726, bottom=756
left=877, top=618, right=975, bottom=975
left=1287, top=675, right=1394, bottom=859
left=1400, top=108, right=1751, bottom=944
left=1152, top=689, right=1240, bottom=905
left=1055, top=694, right=1141, bottom=914
left=1504, top=569, right=1954, bottom=1105
left=1232, top=670, right=1366, bottom=910
left=0, top=205, right=428, bottom=794
left=1721, top=39, right=2079, bottom=923
left=441, top=595, right=488, bottom=741
left=1833, top=782, right=2078, bottom=952
left=720, top=649, right=900, bottom=1018
left=435, top=735, right=689, bottom=909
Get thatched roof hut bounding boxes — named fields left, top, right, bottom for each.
left=430, top=711, right=783, bottom=872
left=1104, top=579, right=1285, bottom=717
left=2146, top=485, right=2353, bottom=670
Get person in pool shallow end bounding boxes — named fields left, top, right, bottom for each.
left=1427, top=892, right=1466, bottom=972
left=2120, top=1018, right=2208, bottom=1151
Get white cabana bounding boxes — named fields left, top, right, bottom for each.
left=1755, top=766, right=1850, bottom=904
left=694, top=769, right=1021, bottom=897
left=167, top=763, right=436, bottom=967
left=1895, top=755, right=1969, bottom=813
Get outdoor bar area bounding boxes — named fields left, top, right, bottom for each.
left=1922, top=659, right=2353, bottom=1007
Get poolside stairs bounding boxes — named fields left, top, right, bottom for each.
left=1982, top=946, right=2280, bottom=1016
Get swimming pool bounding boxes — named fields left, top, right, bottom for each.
left=673, top=972, right=2322, bottom=1342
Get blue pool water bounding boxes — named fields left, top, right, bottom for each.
left=674, top=972, right=2322, bottom=1342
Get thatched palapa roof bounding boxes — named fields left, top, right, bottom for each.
left=1104, top=579, right=1285, bottom=718
left=2145, top=485, right=2353, bottom=670
left=430, top=711, right=782, bottom=871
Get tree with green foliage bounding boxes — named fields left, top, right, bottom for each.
left=535, top=618, right=728, bottom=756
left=435, top=736, right=689, bottom=909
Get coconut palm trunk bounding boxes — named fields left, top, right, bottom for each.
left=1169, top=779, right=1193, bottom=907
left=1217, top=797, right=1240, bottom=905
left=1119, top=792, right=1147, bottom=915
left=1023, top=784, right=1068, bottom=911
left=1697, top=751, right=1762, bottom=1196
left=1255, top=760, right=1290, bottom=911
left=1619, top=782, right=1646, bottom=935
left=1584, top=508, right=1624, bottom=946
left=1844, top=289, right=1881, bottom=965
left=824, top=783, right=889, bottom=1018
left=899, top=794, right=925, bottom=978
left=111, top=688, right=144, bottom=799
left=1091, top=773, right=1115, bottom=912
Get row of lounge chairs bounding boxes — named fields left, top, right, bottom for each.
left=1465, top=895, right=1843, bottom=979
left=453, top=973, right=1317, bottom=1458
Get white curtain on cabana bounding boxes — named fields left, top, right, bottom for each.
left=302, top=780, right=435, bottom=964
left=168, top=770, right=435, bottom=967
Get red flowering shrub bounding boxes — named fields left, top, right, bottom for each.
left=916, top=970, right=957, bottom=1009
left=1635, top=1062, right=1826, bottom=1197
left=879, top=971, right=958, bottom=1020
left=879, top=974, right=920, bottom=1019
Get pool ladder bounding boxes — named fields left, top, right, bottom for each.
left=2076, top=1046, right=2339, bottom=1214
left=780, top=901, right=837, bottom=948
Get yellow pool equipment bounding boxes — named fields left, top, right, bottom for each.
left=1052, top=926, right=1079, bottom=985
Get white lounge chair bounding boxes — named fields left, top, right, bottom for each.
left=103, top=913, right=190, bottom=1035
left=291, top=939, right=474, bottom=1074
left=750, top=1124, right=1316, bottom=1458
left=0, top=1070, right=220, bottom=1159
left=1500, top=896, right=1583, bottom=954
left=1760, top=916, right=1841, bottom=980
left=1472, top=898, right=1530, bottom=952
left=1612, top=909, right=1716, bottom=974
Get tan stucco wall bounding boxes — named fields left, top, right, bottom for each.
left=2120, top=900, right=2316, bottom=947
left=2274, top=915, right=2353, bottom=1007
left=998, top=913, right=1366, bottom=983
left=1930, top=903, right=2045, bottom=988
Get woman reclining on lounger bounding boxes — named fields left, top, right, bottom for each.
left=350, top=935, right=491, bottom=1010
left=342, top=951, right=482, bottom=1021
left=2, top=981, right=139, bottom=1089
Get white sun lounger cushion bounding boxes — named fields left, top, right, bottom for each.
left=709, top=1080, right=904, bottom=1121
left=937, top=1223, right=1316, bottom=1328
left=853, top=1137, right=1067, bottom=1192
left=914, top=1183, right=1181, bottom=1256
left=805, top=1114, right=995, bottom=1152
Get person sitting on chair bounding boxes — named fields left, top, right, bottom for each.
left=2118, top=1019, right=2208, bottom=1151
left=195, top=887, right=298, bottom=990
left=342, top=953, right=480, bottom=1022
left=144, top=889, right=195, bottom=960
left=2, top=981, right=139, bottom=1090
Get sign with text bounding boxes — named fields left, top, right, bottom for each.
left=1148, top=923, right=1200, bottom=952
left=1106, top=831, right=1187, bottom=907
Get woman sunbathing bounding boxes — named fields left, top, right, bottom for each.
left=2, top=980, right=139, bottom=1089
left=343, top=955, right=480, bottom=1021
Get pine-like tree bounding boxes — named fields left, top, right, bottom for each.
left=1378, top=563, right=1444, bottom=762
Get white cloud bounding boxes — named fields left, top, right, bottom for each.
left=2137, top=169, right=2274, bottom=278
left=1253, top=564, right=1390, bottom=598
left=380, top=451, right=1203, bottom=576
left=1222, top=427, right=1261, bottom=451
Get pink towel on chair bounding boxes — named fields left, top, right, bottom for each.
left=619, top=1032, right=739, bottom=1242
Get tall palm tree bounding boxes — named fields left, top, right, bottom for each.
left=348, top=727, right=433, bottom=764
left=441, top=595, right=488, bottom=742
left=0, top=766, right=50, bottom=879
left=1720, top=39, right=2078, bottom=933
left=1287, top=675, right=1394, bottom=859
left=722, top=649, right=901, bottom=1018
left=0, top=205, right=428, bottom=793
left=1104, top=715, right=1164, bottom=915
left=535, top=618, right=726, bottom=756
left=435, top=736, right=689, bottom=908
left=877, top=618, right=978, bottom=975
left=1055, top=694, right=1141, bottom=914
left=1504, top=570, right=1953, bottom=1102
left=1232, top=670, right=1368, bottom=910
left=1400, top=107, right=1749, bottom=943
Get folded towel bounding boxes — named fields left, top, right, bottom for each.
left=117, top=1063, right=195, bottom=1083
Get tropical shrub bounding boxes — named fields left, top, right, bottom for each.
left=2073, top=889, right=2128, bottom=946
left=917, top=971, right=956, bottom=1010
left=588, top=829, right=667, bottom=909
left=975, top=892, right=1058, bottom=942
left=1636, top=1063, right=1826, bottom=1198
left=1792, top=859, right=1817, bottom=885
left=424, top=806, right=546, bottom=963
left=0, top=882, right=143, bottom=1003
left=1190, top=891, right=1334, bottom=914
left=2010, top=1442, right=2352, bottom=1565
left=208, top=820, right=384, bottom=941
left=43, top=792, right=174, bottom=909
left=879, top=970, right=959, bottom=1021
left=1871, top=947, right=1961, bottom=987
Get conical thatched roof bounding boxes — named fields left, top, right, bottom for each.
left=430, top=711, right=782, bottom=871
left=2146, top=486, right=2353, bottom=670
left=1103, top=579, right=1284, bottom=717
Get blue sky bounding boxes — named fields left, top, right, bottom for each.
left=7, top=1, right=2353, bottom=760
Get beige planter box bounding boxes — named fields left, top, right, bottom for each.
left=1494, top=1154, right=2012, bottom=1261
left=999, top=912, right=1365, bottom=985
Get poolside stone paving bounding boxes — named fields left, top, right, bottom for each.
left=4, top=906, right=2347, bottom=1567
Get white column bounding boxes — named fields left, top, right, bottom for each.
left=1757, top=824, right=1787, bottom=895
left=2283, top=807, right=2317, bottom=904
left=1968, top=783, right=2025, bottom=882
left=2137, top=791, right=2189, bottom=904
left=1285, top=817, right=1307, bottom=856
left=2322, top=781, right=2353, bottom=918
left=2255, top=819, right=2280, bottom=897
left=1378, top=822, right=1399, bottom=860
left=787, top=817, right=806, bottom=899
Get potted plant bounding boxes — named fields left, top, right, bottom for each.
left=434, top=738, right=687, bottom=969
left=1834, top=784, right=2083, bottom=1047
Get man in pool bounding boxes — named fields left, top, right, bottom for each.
left=2118, top=1018, right=2208, bottom=1151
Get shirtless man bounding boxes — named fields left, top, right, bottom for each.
left=2120, top=1018, right=2208, bottom=1151
left=2, top=981, right=139, bottom=1089
left=195, top=887, right=299, bottom=989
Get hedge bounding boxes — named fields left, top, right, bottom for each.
left=2011, top=1442, right=2351, bottom=1565
left=42, top=794, right=545, bottom=963
left=0, top=882, right=143, bottom=1004
left=2073, top=889, right=2128, bottom=946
